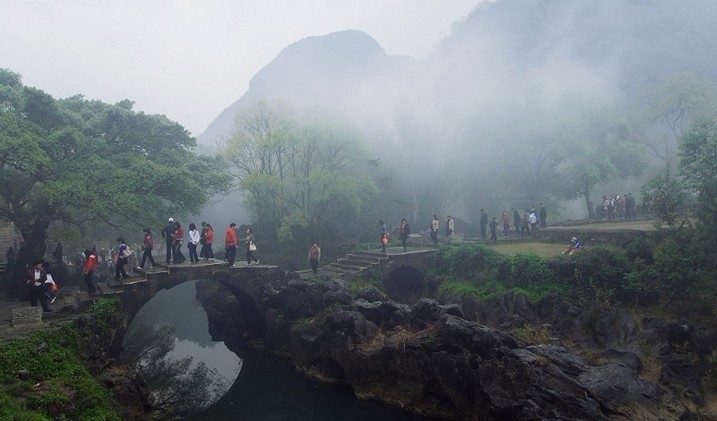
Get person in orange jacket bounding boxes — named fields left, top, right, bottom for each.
left=82, top=249, right=98, bottom=294
left=225, top=222, right=238, bottom=267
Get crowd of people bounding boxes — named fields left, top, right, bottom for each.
left=599, top=193, right=638, bottom=220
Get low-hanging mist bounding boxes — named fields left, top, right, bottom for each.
left=198, top=0, right=717, bottom=230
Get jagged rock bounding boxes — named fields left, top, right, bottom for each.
left=268, top=285, right=322, bottom=320
left=355, top=286, right=384, bottom=302
left=197, top=270, right=697, bottom=420
left=440, top=303, right=465, bottom=319
left=321, top=279, right=352, bottom=305
left=326, top=310, right=378, bottom=341
left=412, top=298, right=441, bottom=322
left=352, top=299, right=410, bottom=328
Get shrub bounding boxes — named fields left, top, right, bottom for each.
left=0, top=326, right=119, bottom=420
left=88, top=296, right=122, bottom=328
left=553, top=245, right=631, bottom=292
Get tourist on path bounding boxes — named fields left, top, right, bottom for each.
left=172, top=221, right=186, bottom=264
left=512, top=208, right=521, bottom=235
left=188, top=223, right=200, bottom=263
left=52, top=242, right=63, bottom=266
left=202, top=223, right=214, bottom=260
left=225, top=223, right=238, bottom=267
left=24, top=261, right=52, bottom=312
left=161, top=217, right=175, bottom=264
left=139, top=228, right=156, bottom=268
left=540, top=203, right=548, bottom=227
left=82, top=249, right=98, bottom=294
left=528, top=210, right=538, bottom=232
left=431, top=215, right=439, bottom=245
left=307, top=242, right=321, bottom=274
left=115, top=238, right=130, bottom=281
left=399, top=218, right=411, bottom=252
left=480, top=209, right=488, bottom=240
left=378, top=219, right=388, bottom=253
left=489, top=217, right=498, bottom=242
left=246, top=228, right=259, bottom=265
left=445, top=215, right=454, bottom=237
left=199, top=222, right=207, bottom=259
left=501, top=211, right=511, bottom=239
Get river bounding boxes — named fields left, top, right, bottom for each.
left=124, top=280, right=440, bottom=421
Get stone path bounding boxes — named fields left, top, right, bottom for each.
left=0, top=259, right=232, bottom=343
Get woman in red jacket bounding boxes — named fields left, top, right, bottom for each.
left=82, top=249, right=98, bottom=294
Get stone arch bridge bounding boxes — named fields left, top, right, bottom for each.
left=7, top=248, right=438, bottom=349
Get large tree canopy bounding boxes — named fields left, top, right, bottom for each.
left=679, top=117, right=717, bottom=240
left=559, top=104, right=645, bottom=218
left=0, top=69, right=229, bottom=294
left=223, top=100, right=378, bottom=245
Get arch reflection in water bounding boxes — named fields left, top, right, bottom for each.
left=121, top=280, right=241, bottom=417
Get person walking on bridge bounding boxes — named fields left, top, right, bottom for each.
left=161, top=217, right=175, bottom=264
left=82, top=249, right=98, bottom=294
left=225, top=223, right=238, bottom=267
left=246, top=228, right=259, bottom=265
left=399, top=218, right=411, bottom=252
left=139, top=228, right=156, bottom=269
left=203, top=223, right=214, bottom=260
left=114, top=238, right=130, bottom=281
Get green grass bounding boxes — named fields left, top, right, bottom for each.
left=490, top=241, right=567, bottom=258
left=0, top=326, right=120, bottom=420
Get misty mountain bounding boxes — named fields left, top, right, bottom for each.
left=198, top=30, right=417, bottom=148
left=198, top=0, right=717, bottom=221
left=200, top=0, right=717, bottom=147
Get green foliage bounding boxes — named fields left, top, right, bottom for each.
left=573, top=269, right=615, bottom=337
left=637, top=72, right=717, bottom=162
left=0, top=69, right=230, bottom=294
left=679, top=117, right=717, bottom=248
left=559, top=105, right=645, bottom=218
left=346, top=269, right=383, bottom=297
left=0, top=326, right=119, bottom=420
left=515, top=324, right=552, bottom=345
left=88, top=296, right=122, bottom=328
left=432, top=244, right=563, bottom=301
left=552, top=244, right=632, bottom=292
left=223, top=99, right=378, bottom=245
left=640, top=165, right=689, bottom=228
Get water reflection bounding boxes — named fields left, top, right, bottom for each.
left=124, top=280, right=440, bottom=421
left=122, top=280, right=241, bottom=417
left=191, top=339, right=441, bottom=421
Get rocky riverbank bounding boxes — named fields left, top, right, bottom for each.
left=195, top=271, right=717, bottom=420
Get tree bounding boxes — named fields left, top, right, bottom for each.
left=223, top=100, right=377, bottom=245
left=679, top=117, right=717, bottom=240
left=635, top=72, right=717, bottom=163
left=640, top=165, right=689, bottom=229
left=560, top=107, right=645, bottom=218
left=0, top=69, right=229, bottom=296
left=122, top=324, right=229, bottom=418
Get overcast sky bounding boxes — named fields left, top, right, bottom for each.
left=0, top=0, right=477, bottom=136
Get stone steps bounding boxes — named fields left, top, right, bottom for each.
left=296, top=250, right=389, bottom=280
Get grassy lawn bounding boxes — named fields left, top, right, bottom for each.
left=489, top=241, right=567, bottom=258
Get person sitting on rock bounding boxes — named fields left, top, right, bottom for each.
left=563, top=236, right=583, bottom=255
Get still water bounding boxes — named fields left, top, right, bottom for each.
left=126, top=280, right=439, bottom=421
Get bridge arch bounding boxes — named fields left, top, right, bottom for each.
left=385, top=266, right=425, bottom=304
left=103, top=264, right=284, bottom=357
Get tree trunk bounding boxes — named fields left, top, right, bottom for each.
left=4, top=220, right=49, bottom=299
left=584, top=190, right=594, bottom=219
